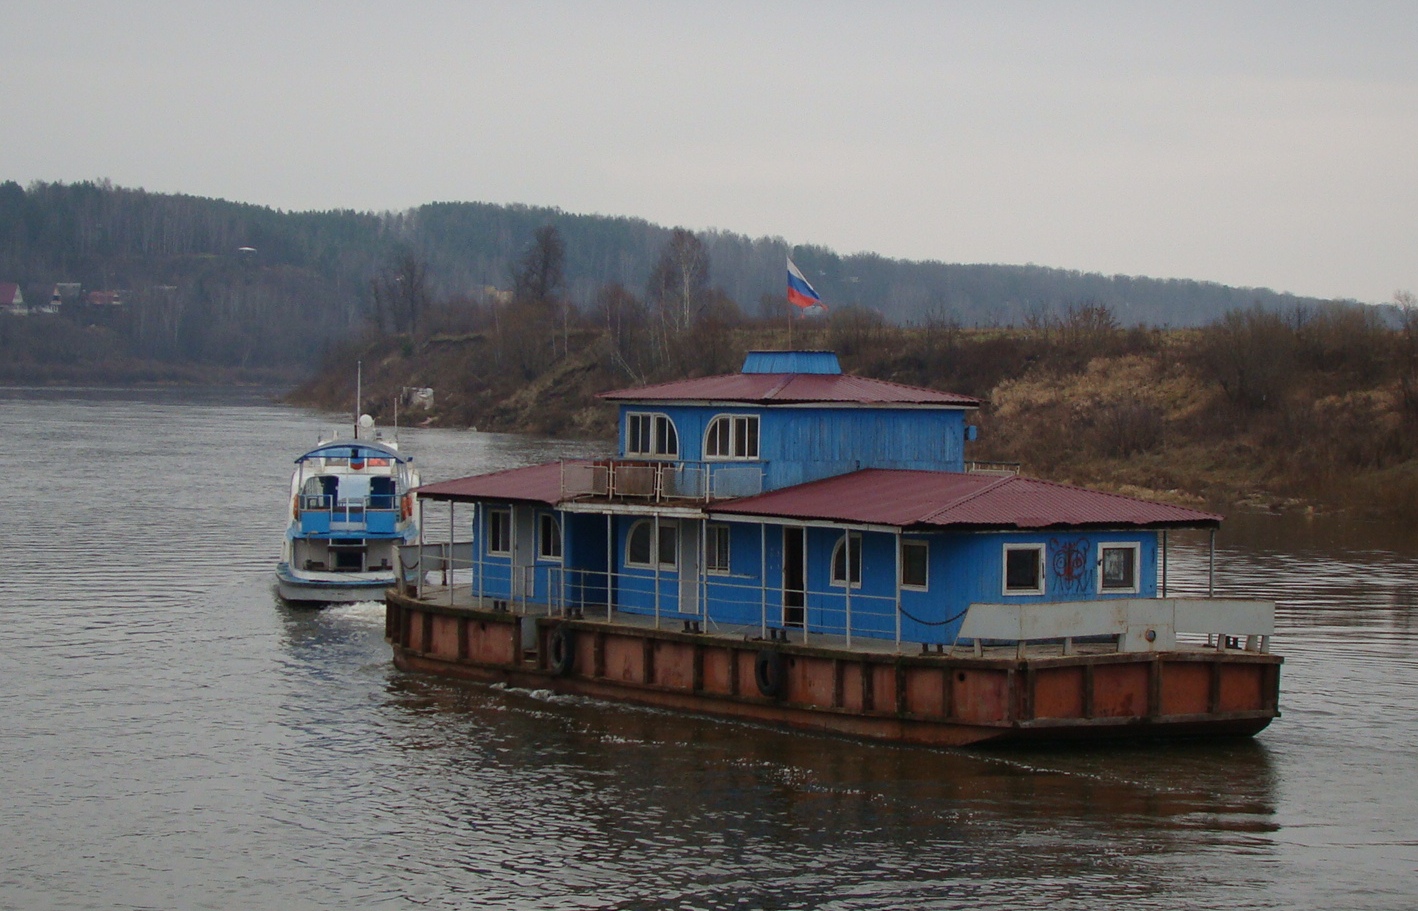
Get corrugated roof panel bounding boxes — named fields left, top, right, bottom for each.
left=711, top=469, right=1220, bottom=530
left=600, top=372, right=980, bottom=407
left=416, top=461, right=575, bottom=504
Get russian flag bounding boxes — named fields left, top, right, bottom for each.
left=787, top=257, right=825, bottom=309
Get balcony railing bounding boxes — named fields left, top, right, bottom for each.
left=297, top=494, right=401, bottom=534
left=559, top=459, right=764, bottom=503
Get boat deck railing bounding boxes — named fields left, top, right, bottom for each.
left=396, top=543, right=1274, bottom=657
left=559, top=459, right=764, bottom=504
left=297, top=494, right=405, bottom=534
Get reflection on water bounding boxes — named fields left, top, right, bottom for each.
left=0, top=387, right=1413, bottom=909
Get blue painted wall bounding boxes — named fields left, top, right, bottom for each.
left=461, top=498, right=1163, bottom=647
left=616, top=403, right=968, bottom=491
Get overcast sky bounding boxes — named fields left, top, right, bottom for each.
left=4, top=1, right=1415, bottom=303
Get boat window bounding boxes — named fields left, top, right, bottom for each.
left=626, top=519, right=677, bottom=569
left=626, top=412, right=679, bottom=457
left=1003, top=544, right=1044, bottom=595
left=901, top=540, right=928, bottom=590
left=538, top=513, right=562, bottom=560
left=707, top=524, right=731, bottom=574
left=830, top=532, right=863, bottom=588
left=705, top=414, right=760, bottom=460
left=487, top=508, right=512, bottom=556
left=657, top=522, right=678, bottom=567
left=1100, top=543, right=1139, bottom=592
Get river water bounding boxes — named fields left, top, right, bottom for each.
left=1, top=386, right=1415, bottom=910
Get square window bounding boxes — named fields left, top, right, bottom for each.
left=1100, top=544, right=1138, bottom=592
left=538, top=513, right=562, bottom=560
left=487, top=509, right=511, bottom=556
left=1004, top=544, right=1043, bottom=594
left=901, top=540, right=928, bottom=589
left=627, top=520, right=652, bottom=566
left=707, top=524, right=731, bottom=574
left=657, top=522, right=679, bottom=567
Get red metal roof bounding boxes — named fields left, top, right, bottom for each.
left=416, top=461, right=578, bottom=504
left=709, top=469, right=1221, bottom=530
left=599, top=372, right=980, bottom=408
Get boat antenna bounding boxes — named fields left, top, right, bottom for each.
left=355, top=360, right=362, bottom=440
left=393, top=390, right=400, bottom=445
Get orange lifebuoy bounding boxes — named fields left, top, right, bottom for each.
left=292, top=495, right=301, bottom=519
left=401, top=494, right=413, bottom=520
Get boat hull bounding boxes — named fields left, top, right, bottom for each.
left=385, top=593, right=1281, bottom=747
left=276, top=562, right=396, bottom=604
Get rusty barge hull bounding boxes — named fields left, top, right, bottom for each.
left=386, top=594, right=1281, bottom=747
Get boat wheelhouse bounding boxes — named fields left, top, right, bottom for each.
left=277, top=436, right=420, bottom=604
left=387, top=351, right=1279, bottom=745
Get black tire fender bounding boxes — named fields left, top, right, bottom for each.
left=754, top=648, right=786, bottom=699
left=549, top=624, right=576, bottom=676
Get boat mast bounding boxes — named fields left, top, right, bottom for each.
left=355, top=360, right=362, bottom=440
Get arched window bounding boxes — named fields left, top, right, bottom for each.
left=831, top=532, right=862, bottom=588
left=626, top=413, right=679, bottom=457
left=626, top=519, right=678, bottom=569
left=627, top=520, right=652, bottom=566
left=704, top=414, right=759, bottom=460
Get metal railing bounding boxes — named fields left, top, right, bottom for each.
left=964, top=460, right=1022, bottom=475
left=956, top=598, right=1275, bottom=657
left=397, top=542, right=911, bottom=648
left=559, top=459, right=764, bottom=503
left=395, top=544, right=1275, bottom=656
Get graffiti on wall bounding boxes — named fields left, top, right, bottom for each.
left=1049, top=537, right=1092, bottom=594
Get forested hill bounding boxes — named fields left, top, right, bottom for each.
left=0, top=179, right=1352, bottom=375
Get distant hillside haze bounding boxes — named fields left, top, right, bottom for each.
left=0, top=179, right=1354, bottom=371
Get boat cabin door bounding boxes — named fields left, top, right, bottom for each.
left=678, top=521, right=700, bottom=618
left=783, top=526, right=805, bottom=627
left=512, top=504, right=536, bottom=603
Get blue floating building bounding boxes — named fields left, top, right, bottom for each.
left=390, top=351, right=1280, bottom=745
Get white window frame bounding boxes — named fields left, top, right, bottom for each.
left=537, top=512, right=562, bottom=561
left=830, top=532, right=863, bottom=589
left=1002, top=543, right=1044, bottom=595
left=704, top=414, right=760, bottom=461
left=1098, top=542, right=1140, bottom=594
left=626, top=518, right=678, bottom=570
left=487, top=508, right=512, bottom=557
left=706, top=523, right=731, bottom=575
left=900, top=539, right=929, bottom=591
left=626, top=412, right=679, bottom=458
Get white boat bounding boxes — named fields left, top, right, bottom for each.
left=276, top=421, right=420, bottom=604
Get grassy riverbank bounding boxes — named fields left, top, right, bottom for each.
left=290, top=307, right=1418, bottom=521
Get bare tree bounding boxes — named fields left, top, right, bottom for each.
left=647, top=228, right=710, bottom=333
left=370, top=250, right=429, bottom=334
left=512, top=225, right=565, bottom=306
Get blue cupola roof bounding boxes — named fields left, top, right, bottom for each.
left=740, top=350, right=842, bottom=375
